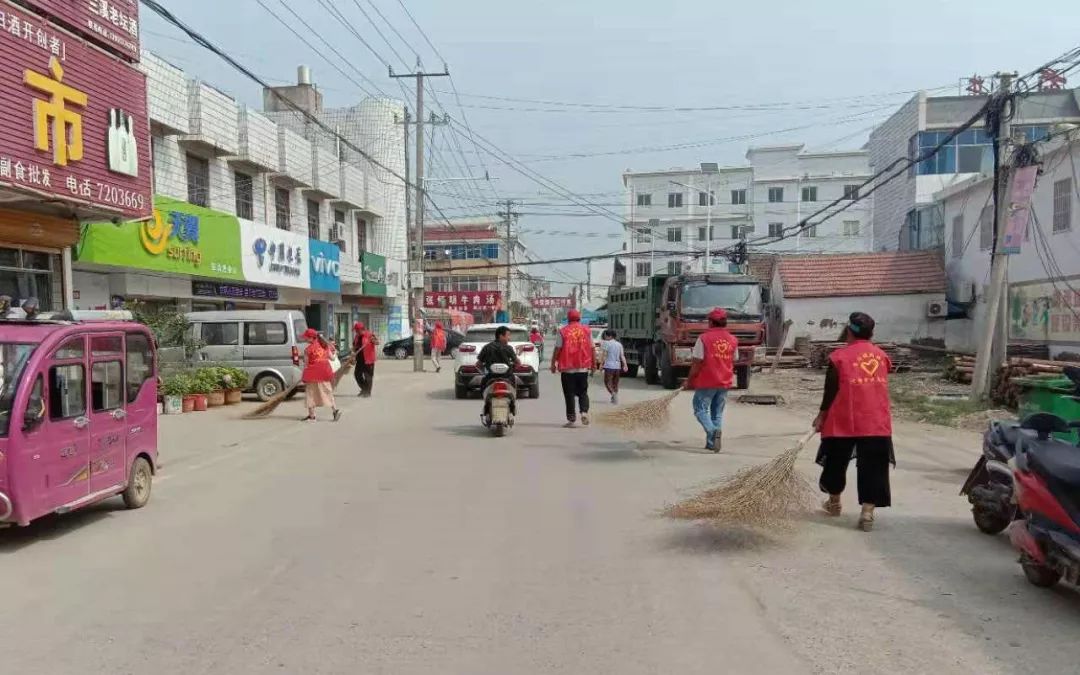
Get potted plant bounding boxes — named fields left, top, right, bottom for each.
left=199, top=367, right=226, bottom=407
left=175, top=373, right=197, bottom=413
left=188, top=371, right=214, bottom=411
left=161, top=374, right=188, bottom=414
left=222, top=367, right=247, bottom=404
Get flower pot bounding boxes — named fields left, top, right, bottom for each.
left=192, top=394, right=209, bottom=411
left=181, top=396, right=196, bottom=413
left=225, top=388, right=243, bottom=405
left=208, top=389, right=226, bottom=407
left=163, top=395, right=183, bottom=415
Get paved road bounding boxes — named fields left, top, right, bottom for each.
left=2, top=362, right=1079, bottom=674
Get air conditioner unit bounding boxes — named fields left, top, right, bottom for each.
left=926, top=298, right=948, bottom=318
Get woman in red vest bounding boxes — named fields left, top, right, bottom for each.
left=431, top=321, right=448, bottom=373
left=301, top=328, right=342, bottom=422
left=550, top=309, right=594, bottom=427
left=812, top=312, right=895, bottom=531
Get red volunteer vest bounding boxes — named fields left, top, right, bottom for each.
left=693, top=328, right=738, bottom=389
left=820, top=340, right=893, bottom=438
left=432, top=328, right=447, bottom=351
left=354, top=332, right=377, bottom=365
left=302, top=342, right=335, bottom=383
left=558, top=322, right=593, bottom=370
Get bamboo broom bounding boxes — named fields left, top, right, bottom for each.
left=664, top=429, right=818, bottom=527
left=596, top=390, right=683, bottom=432
left=244, top=347, right=359, bottom=419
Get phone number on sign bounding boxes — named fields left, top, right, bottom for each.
left=65, top=175, right=148, bottom=213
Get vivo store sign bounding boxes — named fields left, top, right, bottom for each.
left=308, top=238, right=341, bottom=293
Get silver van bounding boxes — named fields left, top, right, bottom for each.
left=185, top=310, right=308, bottom=401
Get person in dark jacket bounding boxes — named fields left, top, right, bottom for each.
left=812, top=312, right=895, bottom=532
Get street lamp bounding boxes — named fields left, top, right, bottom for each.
left=670, top=162, right=720, bottom=273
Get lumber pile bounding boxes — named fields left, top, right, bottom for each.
left=947, top=355, right=1079, bottom=408
left=754, top=348, right=808, bottom=369
left=807, top=341, right=913, bottom=372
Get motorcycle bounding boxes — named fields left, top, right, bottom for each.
left=480, top=362, right=517, bottom=437
left=1008, top=412, right=1080, bottom=588
left=961, top=365, right=1080, bottom=534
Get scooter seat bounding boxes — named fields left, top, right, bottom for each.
left=991, top=421, right=1030, bottom=455
left=1025, top=441, right=1080, bottom=488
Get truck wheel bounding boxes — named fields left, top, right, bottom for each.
left=644, top=348, right=660, bottom=385
left=660, top=349, right=678, bottom=390
left=122, top=457, right=153, bottom=509
left=625, top=364, right=639, bottom=378
left=736, top=365, right=750, bottom=390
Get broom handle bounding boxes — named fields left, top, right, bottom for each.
left=795, top=429, right=818, bottom=450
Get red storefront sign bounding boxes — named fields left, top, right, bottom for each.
left=530, top=296, right=575, bottom=309
left=23, top=0, right=139, bottom=61
left=424, top=290, right=502, bottom=310
left=0, top=2, right=151, bottom=218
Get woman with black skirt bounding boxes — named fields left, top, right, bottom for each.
left=812, top=312, right=895, bottom=532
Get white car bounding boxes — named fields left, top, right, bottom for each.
left=454, top=323, right=540, bottom=399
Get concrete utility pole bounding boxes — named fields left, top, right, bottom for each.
left=585, top=259, right=592, bottom=304
left=972, top=72, right=1015, bottom=400
left=391, top=64, right=449, bottom=372
left=500, top=199, right=516, bottom=320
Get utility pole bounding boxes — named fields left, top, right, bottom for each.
left=585, top=259, right=592, bottom=304
left=391, top=63, right=449, bottom=372
left=499, top=199, right=516, bottom=321
left=972, top=72, right=1015, bottom=400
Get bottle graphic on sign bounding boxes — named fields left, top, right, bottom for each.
left=107, top=108, right=138, bottom=177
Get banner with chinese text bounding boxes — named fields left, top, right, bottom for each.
left=24, top=0, right=139, bottom=61
left=0, top=2, right=151, bottom=218
left=530, top=296, right=575, bottom=309
left=424, top=290, right=502, bottom=311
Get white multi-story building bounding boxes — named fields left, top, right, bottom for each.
left=622, top=144, right=872, bottom=286
left=867, top=87, right=1080, bottom=252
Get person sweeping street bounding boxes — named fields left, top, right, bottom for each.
left=813, top=312, right=895, bottom=532
left=599, top=329, right=628, bottom=404
left=550, top=309, right=594, bottom=428
left=431, top=321, right=447, bottom=373
left=684, top=308, right=738, bottom=452
left=301, top=328, right=342, bottom=422
left=352, top=321, right=379, bottom=398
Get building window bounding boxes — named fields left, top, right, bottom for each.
left=307, top=199, right=321, bottom=240
left=768, top=222, right=783, bottom=238
left=979, top=203, right=994, bottom=250
left=697, top=226, right=714, bottom=241
left=731, top=189, right=746, bottom=205
left=0, top=247, right=56, bottom=310
left=806, top=225, right=818, bottom=238
left=275, top=188, right=291, bottom=230
left=667, top=261, right=682, bottom=275
left=234, top=172, right=253, bottom=220
left=801, top=186, right=817, bottom=202
left=636, top=193, right=652, bottom=207
left=842, top=184, right=860, bottom=200
left=356, top=216, right=367, bottom=255
left=666, top=227, right=682, bottom=243
left=912, top=129, right=1003, bottom=175
left=667, top=192, right=684, bottom=208
left=843, top=220, right=861, bottom=237
left=731, top=225, right=751, bottom=240
left=635, top=262, right=651, bottom=278
left=186, top=154, right=209, bottom=207
left=1054, top=178, right=1072, bottom=232
left=767, top=187, right=783, bottom=203
left=634, top=227, right=651, bottom=243
left=698, top=191, right=715, bottom=207
left=951, top=215, right=964, bottom=258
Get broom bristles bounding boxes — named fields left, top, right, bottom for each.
left=664, top=431, right=818, bottom=527
left=596, top=389, right=682, bottom=432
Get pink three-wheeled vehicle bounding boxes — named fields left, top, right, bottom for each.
left=0, top=311, right=158, bottom=527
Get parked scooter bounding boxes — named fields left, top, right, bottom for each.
left=480, top=363, right=517, bottom=437
left=1008, top=412, right=1080, bottom=588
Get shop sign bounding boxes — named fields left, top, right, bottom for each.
left=1010, top=280, right=1080, bottom=343
left=530, top=296, right=575, bottom=309
left=424, top=290, right=502, bottom=310
left=192, top=280, right=278, bottom=302
left=388, top=304, right=403, bottom=340
left=1001, top=165, right=1038, bottom=255
left=361, top=251, right=386, bottom=297
left=239, top=219, right=310, bottom=289
left=23, top=0, right=139, bottom=61
left=76, top=195, right=243, bottom=280
left=309, top=238, right=341, bottom=293
left=0, top=2, right=150, bottom=218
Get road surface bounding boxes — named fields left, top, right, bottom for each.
left=1, top=362, right=1078, bottom=674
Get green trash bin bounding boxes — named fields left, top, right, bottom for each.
left=1014, top=375, right=1080, bottom=443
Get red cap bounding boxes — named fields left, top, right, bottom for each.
left=708, top=308, right=728, bottom=322
left=567, top=309, right=581, bottom=321
left=302, top=328, right=319, bottom=340
left=353, top=321, right=365, bottom=332
left=435, top=321, right=443, bottom=329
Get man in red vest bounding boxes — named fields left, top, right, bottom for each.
left=352, top=321, right=379, bottom=398
left=550, top=309, right=594, bottom=427
left=685, top=308, right=738, bottom=452
left=812, top=312, right=895, bottom=532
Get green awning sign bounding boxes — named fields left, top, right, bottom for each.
left=362, top=252, right=387, bottom=297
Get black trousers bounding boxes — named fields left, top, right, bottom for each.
left=354, top=362, right=375, bottom=396
left=817, top=436, right=893, bottom=507
left=560, top=372, right=590, bottom=421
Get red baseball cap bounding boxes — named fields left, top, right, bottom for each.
left=567, top=309, right=581, bottom=321
left=353, top=321, right=365, bottom=331
left=302, top=328, right=319, bottom=340
left=708, top=308, right=728, bottom=322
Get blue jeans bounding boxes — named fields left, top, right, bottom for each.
left=692, top=388, right=729, bottom=435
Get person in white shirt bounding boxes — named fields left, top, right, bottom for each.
left=600, top=329, right=628, bottom=404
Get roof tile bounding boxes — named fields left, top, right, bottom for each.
left=777, top=250, right=945, bottom=298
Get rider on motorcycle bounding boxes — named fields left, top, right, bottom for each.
left=477, top=325, right=520, bottom=388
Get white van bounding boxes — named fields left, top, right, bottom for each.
left=185, top=310, right=308, bottom=400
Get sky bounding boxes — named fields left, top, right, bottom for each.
left=144, top=0, right=1080, bottom=299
